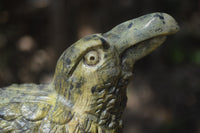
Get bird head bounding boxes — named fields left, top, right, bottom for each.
left=52, top=13, right=179, bottom=129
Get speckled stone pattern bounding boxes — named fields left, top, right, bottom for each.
left=0, top=12, right=179, bottom=133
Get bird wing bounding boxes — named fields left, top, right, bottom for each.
left=0, top=84, right=56, bottom=132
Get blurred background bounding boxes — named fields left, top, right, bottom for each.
left=0, top=0, right=199, bottom=132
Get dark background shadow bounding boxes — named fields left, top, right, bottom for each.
left=0, top=0, right=199, bottom=133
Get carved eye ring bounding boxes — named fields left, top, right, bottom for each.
left=84, top=51, right=99, bottom=66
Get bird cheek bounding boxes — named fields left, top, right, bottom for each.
left=98, top=67, right=121, bottom=84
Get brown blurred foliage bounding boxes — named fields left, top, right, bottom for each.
left=0, top=0, right=200, bottom=133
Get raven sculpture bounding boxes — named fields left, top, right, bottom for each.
left=0, top=13, right=179, bottom=133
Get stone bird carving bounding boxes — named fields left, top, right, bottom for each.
left=0, top=13, right=179, bottom=133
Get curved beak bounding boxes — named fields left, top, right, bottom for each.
left=102, top=12, right=179, bottom=71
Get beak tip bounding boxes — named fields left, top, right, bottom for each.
left=162, top=13, right=180, bottom=33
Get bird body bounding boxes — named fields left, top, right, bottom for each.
left=0, top=13, right=179, bottom=133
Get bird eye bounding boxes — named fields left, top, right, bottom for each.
left=84, top=51, right=99, bottom=66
